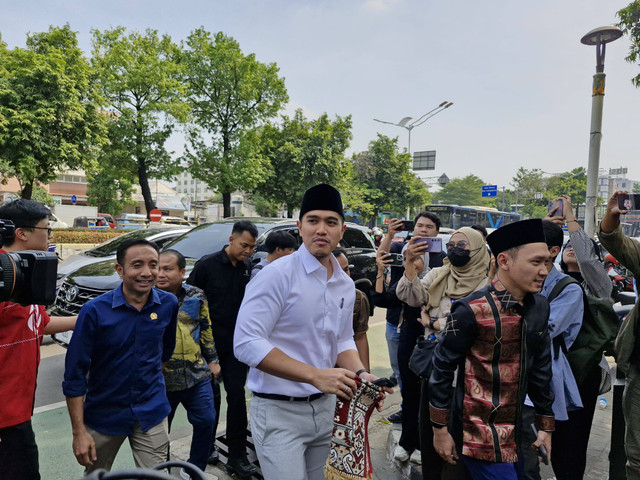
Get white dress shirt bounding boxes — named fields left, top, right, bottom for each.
left=234, top=243, right=357, bottom=396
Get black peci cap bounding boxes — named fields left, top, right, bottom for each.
left=299, top=184, right=344, bottom=220
left=487, top=218, right=546, bottom=256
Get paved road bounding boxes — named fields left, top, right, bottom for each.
left=36, top=337, right=67, bottom=408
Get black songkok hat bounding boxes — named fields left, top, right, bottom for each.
left=299, top=184, right=344, bottom=220
left=487, top=218, right=546, bottom=256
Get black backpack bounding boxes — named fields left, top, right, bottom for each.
left=548, top=276, right=619, bottom=384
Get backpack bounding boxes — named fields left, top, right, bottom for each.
left=548, top=276, right=619, bottom=384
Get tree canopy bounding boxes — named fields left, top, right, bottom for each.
left=182, top=29, right=288, bottom=217
left=0, top=24, right=106, bottom=199
left=255, top=109, right=352, bottom=217
left=348, top=135, right=430, bottom=225
left=91, top=26, right=187, bottom=218
left=618, top=1, right=640, bottom=88
left=432, top=174, right=493, bottom=207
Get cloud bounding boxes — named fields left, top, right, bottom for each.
left=362, top=0, right=401, bottom=13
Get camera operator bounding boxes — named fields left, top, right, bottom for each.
left=0, top=199, right=77, bottom=480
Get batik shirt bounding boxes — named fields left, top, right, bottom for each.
left=163, top=284, right=217, bottom=392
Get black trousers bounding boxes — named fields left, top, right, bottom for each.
left=551, top=365, right=601, bottom=480
left=215, top=350, right=249, bottom=460
left=398, top=311, right=424, bottom=452
left=0, top=420, right=40, bottom=480
left=209, top=376, right=222, bottom=454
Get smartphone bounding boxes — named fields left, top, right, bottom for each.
left=617, top=193, right=640, bottom=211
left=530, top=424, right=549, bottom=465
left=548, top=200, right=563, bottom=216
left=401, top=220, right=415, bottom=231
left=372, top=377, right=395, bottom=388
left=390, top=253, right=404, bottom=267
left=414, top=237, right=443, bottom=253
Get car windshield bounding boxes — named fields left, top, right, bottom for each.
left=163, top=222, right=268, bottom=259
left=86, top=228, right=169, bottom=257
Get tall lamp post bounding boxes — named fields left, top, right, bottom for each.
left=374, top=101, right=453, bottom=153
left=581, top=26, right=622, bottom=237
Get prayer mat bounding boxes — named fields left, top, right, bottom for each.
left=325, top=379, right=383, bottom=480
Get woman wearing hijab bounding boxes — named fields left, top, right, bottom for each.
left=396, top=227, right=490, bottom=480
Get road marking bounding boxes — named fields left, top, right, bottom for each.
left=34, top=401, right=67, bottom=415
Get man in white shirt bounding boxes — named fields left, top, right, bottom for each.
left=234, top=184, right=387, bottom=480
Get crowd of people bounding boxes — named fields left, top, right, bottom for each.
left=2, top=186, right=640, bottom=480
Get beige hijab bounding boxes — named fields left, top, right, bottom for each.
left=426, top=227, right=490, bottom=309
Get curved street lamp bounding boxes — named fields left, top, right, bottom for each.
left=374, top=101, right=453, bottom=153
left=581, top=26, right=623, bottom=237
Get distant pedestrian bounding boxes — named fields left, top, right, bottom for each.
left=250, top=230, right=296, bottom=279
left=187, top=221, right=258, bottom=478
left=63, top=238, right=178, bottom=473
left=157, top=250, right=218, bottom=479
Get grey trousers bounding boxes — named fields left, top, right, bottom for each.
left=250, top=394, right=334, bottom=480
left=84, top=418, right=169, bottom=474
left=624, top=367, right=640, bottom=480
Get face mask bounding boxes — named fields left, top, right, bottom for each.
left=447, top=247, right=471, bottom=267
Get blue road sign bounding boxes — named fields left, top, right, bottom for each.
left=481, top=185, right=498, bottom=198
left=71, top=194, right=77, bottom=204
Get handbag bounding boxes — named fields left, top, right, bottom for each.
left=409, top=334, right=438, bottom=379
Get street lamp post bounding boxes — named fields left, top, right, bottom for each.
left=374, top=101, right=453, bottom=153
left=581, top=26, right=622, bottom=237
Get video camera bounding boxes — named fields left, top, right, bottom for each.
left=0, top=219, right=58, bottom=305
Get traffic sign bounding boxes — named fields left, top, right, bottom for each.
left=71, top=195, right=77, bottom=204
left=149, top=209, right=162, bottom=222
left=481, top=185, right=498, bottom=197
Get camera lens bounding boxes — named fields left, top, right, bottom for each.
left=0, top=252, right=24, bottom=302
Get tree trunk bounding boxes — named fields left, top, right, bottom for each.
left=135, top=108, right=155, bottom=219
left=137, top=159, right=156, bottom=218
left=223, top=192, right=231, bottom=218
left=21, top=180, right=34, bottom=200
left=286, top=203, right=294, bottom=218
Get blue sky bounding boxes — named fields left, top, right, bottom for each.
left=1, top=0, right=639, bottom=192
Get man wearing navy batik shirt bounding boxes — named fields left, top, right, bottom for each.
left=63, top=238, right=178, bottom=473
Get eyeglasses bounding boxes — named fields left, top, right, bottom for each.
left=445, top=241, right=469, bottom=250
left=17, top=226, right=52, bottom=235
left=564, top=244, right=574, bottom=250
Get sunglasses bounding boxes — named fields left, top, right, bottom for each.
left=445, top=241, right=469, bottom=250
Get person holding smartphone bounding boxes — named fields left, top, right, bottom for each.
left=598, top=191, right=640, bottom=480
left=377, top=213, right=446, bottom=465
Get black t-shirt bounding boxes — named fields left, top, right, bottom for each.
left=186, top=247, right=251, bottom=352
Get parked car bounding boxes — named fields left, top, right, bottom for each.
left=51, top=218, right=377, bottom=346
left=98, top=213, right=116, bottom=229
left=56, top=227, right=191, bottom=287
left=116, top=213, right=148, bottom=230
left=72, top=216, right=110, bottom=229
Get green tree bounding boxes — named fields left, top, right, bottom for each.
left=545, top=167, right=587, bottom=204
left=432, top=175, right=493, bottom=207
left=617, top=1, right=640, bottom=87
left=91, top=27, right=187, bottom=218
left=256, top=109, right=353, bottom=217
left=24, top=184, right=54, bottom=207
left=182, top=29, right=288, bottom=217
left=0, top=24, right=106, bottom=199
left=349, top=135, right=430, bottom=225
left=86, top=165, right=136, bottom=215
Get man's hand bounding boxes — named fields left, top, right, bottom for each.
left=386, top=218, right=404, bottom=238
left=376, top=252, right=393, bottom=272
left=311, top=367, right=359, bottom=401
left=404, top=236, right=428, bottom=263
left=532, top=430, right=552, bottom=463
left=72, top=428, right=97, bottom=467
left=433, top=427, right=458, bottom=465
left=545, top=197, right=565, bottom=226
left=601, top=191, right=627, bottom=234
left=359, top=372, right=392, bottom=411
left=607, top=191, right=628, bottom=216
left=209, top=362, right=221, bottom=379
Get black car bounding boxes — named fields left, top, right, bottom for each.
left=52, top=218, right=377, bottom=346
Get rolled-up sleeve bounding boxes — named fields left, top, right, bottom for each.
left=62, top=304, right=97, bottom=397
left=234, top=267, right=287, bottom=367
